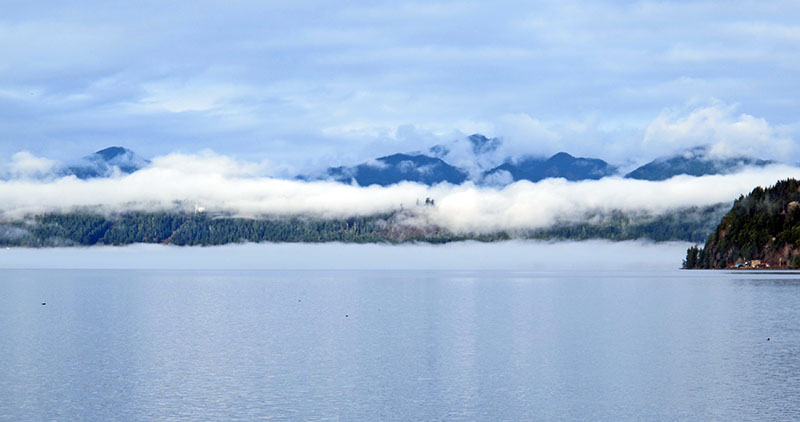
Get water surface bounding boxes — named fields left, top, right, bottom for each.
left=1, top=269, right=799, bottom=420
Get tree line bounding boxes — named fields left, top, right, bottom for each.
left=0, top=205, right=728, bottom=248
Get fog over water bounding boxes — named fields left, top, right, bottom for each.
left=0, top=240, right=691, bottom=271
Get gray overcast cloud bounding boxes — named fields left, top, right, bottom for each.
left=1, top=0, right=799, bottom=172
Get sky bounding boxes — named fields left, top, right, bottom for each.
left=1, top=0, right=799, bottom=173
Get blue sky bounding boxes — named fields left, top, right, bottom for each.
left=1, top=0, right=799, bottom=172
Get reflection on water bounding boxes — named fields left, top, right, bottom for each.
left=1, top=269, right=799, bottom=421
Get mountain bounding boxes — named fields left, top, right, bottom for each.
left=683, top=178, right=800, bottom=269
left=626, top=146, right=773, bottom=181
left=427, top=133, right=505, bottom=181
left=483, top=152, right=618, bottom=183
left=324, top=153, right=468, bottom=186
left=311, top=136, right=776, bottom=187
left=429, top=134, right=501, bottom=159
left=466, top=133, right=501, bottom=156
left=311, top=134, right=619, bottom=186
left=63, top=147, right=150, bottom=179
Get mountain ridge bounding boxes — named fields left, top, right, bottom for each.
left=62, top=146, right=150, bottom=179
left=323, top=153, right=469, bottom=186
left=625, top=146, right=774, bottom=181
left=4, top=136, right=779, bottom=185
left=484, top=152, right=618, bottom=184
left=311, top=136, right=776, bottom=187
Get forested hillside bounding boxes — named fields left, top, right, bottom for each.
left=684, top=179, right=800, bottom=269
left=0, top=204, right=727, bottom=247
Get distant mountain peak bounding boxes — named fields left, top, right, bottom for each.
left=467, top=134, right=501, bottom=155
left=322, top=152, right=468, bottom=186
left=63, top=146, right=150, bottom=179
left=681, top=145, right=709, bottom=158
left=483, top=152, right=617, bottom=184
left=548, top=152, right=575, bottom=162
left=626, top=146, right=774, bottom=181
left=424, top=133, right=505, bottom=181
left=94, top=146, right=131, bottom=161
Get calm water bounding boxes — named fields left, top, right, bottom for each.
left=1, top=269, right=799, bottom=421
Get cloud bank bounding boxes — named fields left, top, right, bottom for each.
left=5, top=152, right=57, bottom=179
left=0, top=240, right=692, bottom=271
left=643, top=102, right=796, bottom=160
left=1, top=151, right=799, bottom=233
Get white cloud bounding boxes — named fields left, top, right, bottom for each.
left=494, top=113, right=561, bottom=156
left=362, top=159, right=388, bottom=169
left=730, top=22, right=800, bottom=44
left=149, top=151, right=271, bottom=177
left=481, top=169, right=514, bottom=187
left=138, top=78, right=249, bottom=113
left=1, top=151, right=799, bottom=234
left=2, top=151, right=57, bottom=179
left=643, top=102, right=795, bottom=159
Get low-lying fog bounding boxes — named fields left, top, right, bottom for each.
left=0, top=240, right=691, bottom=271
